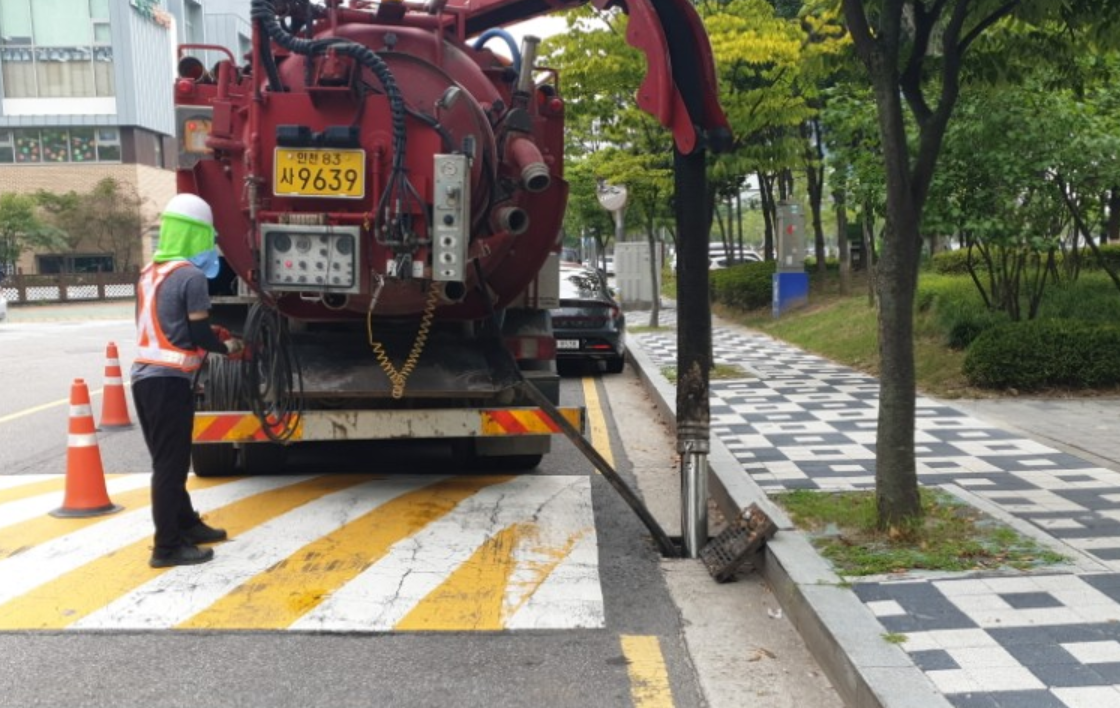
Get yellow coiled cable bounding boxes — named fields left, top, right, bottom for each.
left=367, top=280, right=441, bottom=399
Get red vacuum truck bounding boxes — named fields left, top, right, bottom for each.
left=177, top=0, right=728, bottom=475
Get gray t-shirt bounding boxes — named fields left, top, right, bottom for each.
left=131, top=264, right=211, bottom=383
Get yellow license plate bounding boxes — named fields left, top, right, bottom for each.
left=273, top=148, right=365, bottom=198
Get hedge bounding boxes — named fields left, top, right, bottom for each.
left=963, top=319, right=1120, bottom=390
left=931, top=244, right=1120, bottom=275
left=710, top=260, right=778, bottom=311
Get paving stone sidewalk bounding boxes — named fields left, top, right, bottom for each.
left=628, top=303, right=1120, bottom=708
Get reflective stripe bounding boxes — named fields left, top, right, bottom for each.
left=69, top=405, right=92, bottom=418
left=136, top=346, right=202, bottom=369
left=104, top=377, right=124, bottom=386
left=68, top=434, right=98, bottom=448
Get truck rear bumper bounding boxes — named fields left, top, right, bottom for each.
left=193, top=407, right=584, bottom=444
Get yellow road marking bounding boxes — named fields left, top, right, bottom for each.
left=0, top=475, right=369, bottom=630
left=0, top=477, right=230, bottom=561
left=620, top=635, right=674, bottom=708
left=503, top=527, right=590, bottom=622
left=396, top=521, right=528, bottom=631
left=582, top=376, right=614, bottom=470
left=177, top=475, right=513, bottom=630
left=0, top=387, right=112, bottom=425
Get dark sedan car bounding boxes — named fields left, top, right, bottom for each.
left=551, top=265, right=626, bottom=373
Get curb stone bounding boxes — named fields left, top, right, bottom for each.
left=625, top=337, right=952, bottom=708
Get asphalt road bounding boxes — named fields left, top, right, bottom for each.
left=0, top=302, right=839, bottom=708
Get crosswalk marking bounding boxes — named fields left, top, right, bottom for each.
left=396, top=522, right=526, bottom=631
left=0, top=476, right=229, bottom=559
left=0, top=475, right=153, bottom=531
left=178, top=475, right=506, bottom=630
left=0, top=474, right=603, bottom=632
left=0, top=475, right=318, bottom=608
left=290, top=475, right=601, bottom=632
left=73, top=475, right=411, bottom=630
left=0, top=475, right=370, bottom=630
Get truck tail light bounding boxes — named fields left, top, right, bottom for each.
left=505, top=335, right=557, bottom=361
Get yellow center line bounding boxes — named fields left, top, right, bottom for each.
left=581, top=376, right=614, bottom=470
left=620, top=635, right=675, bottom=708
left=0, top=385, right=123, bottom=426
left=396, top=521, right=529, bottom=631
left=0, top=474, right=370, bottom=630
left=0, top=477, right=230, bottom=561
left=177, top=475, right=514, bottom=630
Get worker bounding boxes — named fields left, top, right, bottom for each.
left=132, top=193, right=243, bottom=568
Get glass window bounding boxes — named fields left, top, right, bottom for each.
left=70, top=128, right=95, bottom=162
left=89, top=0, right=109, bottom=20
left=33, top=0, right=91, bottom=46
left=36, top=46, right=96, bottom=97
left=96, top=128, right=120, bottom=162
left=93, top=22, right=110, bottom=43
left=0, top=130, right=13, bottom=163
left=0, top=0, right=32, bottom=42
left=41, top=128, right=69, bottom=162
left=14, top=129, right=40, bottom=163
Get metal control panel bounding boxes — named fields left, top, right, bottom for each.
left=432, top=154, right=470, bottom=282
left=262, top=224, right=360, bottom=293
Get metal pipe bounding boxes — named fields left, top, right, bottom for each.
left=507, top=137, right=550, bottom=193
left=493, top=206, right=529, bottom=236
left=516, top=35, right=540, bottom=95
left=680, top=438, right=709, bottom=558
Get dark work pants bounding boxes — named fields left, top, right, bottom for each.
left=133, top=376, right=202, bottom=552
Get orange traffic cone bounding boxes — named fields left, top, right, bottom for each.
left=99, top=341, right=133, bottom=429
left=51, top=379, right=123, bottom=518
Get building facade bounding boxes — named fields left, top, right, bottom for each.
left=0, top=0, right=249, bottom=275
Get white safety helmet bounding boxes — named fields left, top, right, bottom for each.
left=162, top=193, right=214, bottom=226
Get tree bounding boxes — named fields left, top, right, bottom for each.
left=837, top=0, right=1120, bottom=528
left=0, top=193, right=67, bottom=276
left=36, top=178, right=147, bottom=272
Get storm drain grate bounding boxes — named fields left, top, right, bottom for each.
left=700, top=504, right=778, bottom=583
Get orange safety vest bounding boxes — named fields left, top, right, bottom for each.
left=135, top=261, right=205, bottom=372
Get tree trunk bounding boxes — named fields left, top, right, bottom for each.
left=869, top=60, right=922, bottom=528
left=1107, top=186, right=1119, bottom=244
left=646, top=222, right=660, bottom=327
left=835, top=189, right=850, bottom=296
left=862, top=202, right=875, bottom=306
left=804, top=119, right=827, bottom=274
left=759, top=172, right=776, bottom=261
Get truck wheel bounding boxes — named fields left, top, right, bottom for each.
left=240, top=443, right=287, bottom=475
left=192, top=444, right=238, bottom=477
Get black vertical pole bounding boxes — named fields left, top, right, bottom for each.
left=674, top=146, right=712, bottom=557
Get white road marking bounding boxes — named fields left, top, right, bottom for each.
left=0, top=474, right=152, bottom=530
left=0, top=475, right=317, bottom=605
left=291, top=475, right=600, bottom=631
left=73, top=476, right=443, bottom=630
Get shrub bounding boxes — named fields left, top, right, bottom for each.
left=930, top=249, right=975, bottom=275
left=710, top=260, right=777, bottom=311
left=964, top=319, right=1120, bottom=390
left=917, top=274, right=1006, bottom=348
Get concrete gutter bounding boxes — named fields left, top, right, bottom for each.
left=626, top=340, right=951, bottom=708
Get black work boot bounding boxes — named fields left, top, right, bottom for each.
left=150, top=544, right=215, bottom=568
left=183, top=520, right=228, bottom=544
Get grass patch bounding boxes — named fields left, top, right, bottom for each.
left=773, top=487, right=1066, bottom=577
left=661, top=363, right=751, bottom=384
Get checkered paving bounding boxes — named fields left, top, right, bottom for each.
left=631, top=305, right=1120, bottom=707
